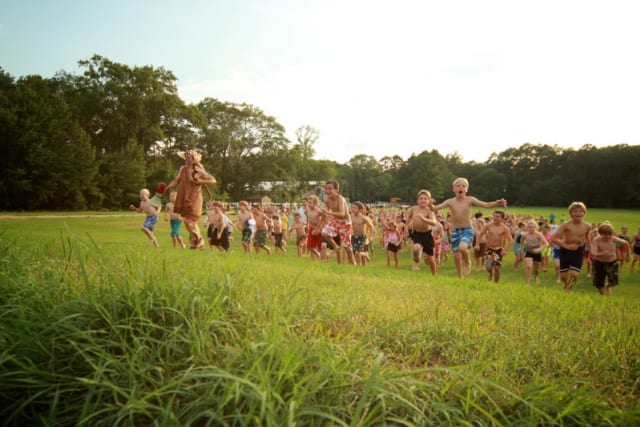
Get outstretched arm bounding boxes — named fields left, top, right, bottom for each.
left=429, top=199, right=449, bottom=212
left=470, top=196, right=507, bottom=209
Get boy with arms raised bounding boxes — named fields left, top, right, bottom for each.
left=475, top=210, right=514, bottom=283
left=550, top=201, right=592, bottom=291
left=430, top=177, right=507, bottom=278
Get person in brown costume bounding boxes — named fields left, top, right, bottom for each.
left=165, top=150, right=217, bottom=249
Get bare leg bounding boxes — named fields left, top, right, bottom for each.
left=454, top=252, right=464, bottom=278
left=412, top=244, right=421, bottom=271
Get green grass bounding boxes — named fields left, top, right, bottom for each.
left=1, top=209, right=639, bottom=426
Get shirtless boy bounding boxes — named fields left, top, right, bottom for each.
left=550, top=201, right=592, bottom=291
left=320, top=180, right=355, bottom=265
left=589, top=222, right=630, bottom=295
left=475, top=210, right=514, bottom=283
left=235, top=201, right=254, bottom=253
left=251, top=205, right=273, bottom=254
left=351, top=201, right=374, bottom=266
left=430, top=177, right=507, bottom=278
left=305, top=195, right=324, bottom=260
left=130, top=188, right=161, bottom=247
left=406, top=189, right=439, bottom=274
left=288, top=212, right=307, bottom=258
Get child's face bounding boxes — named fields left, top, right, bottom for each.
left=570, top=207, right=586, bottom=221
left=352, top=205, right=360, bottom=214
left=418, top=194, right=430, bottom=205
left=453, top=181, right=468, bottom=196
left=140, top=191, right=149, bottom=200
left=169, top=192, right=177, bottom=202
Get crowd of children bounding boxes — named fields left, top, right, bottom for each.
left=131, top=177, right=637, bottom=296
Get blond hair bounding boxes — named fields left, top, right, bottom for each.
left=568, top=201, right=587, bottom=214
left=453, top=177, right=469, bottom=187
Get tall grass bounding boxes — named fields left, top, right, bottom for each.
left=1, top=212, right=639, bottom=426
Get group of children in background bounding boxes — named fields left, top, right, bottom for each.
left=130, top=178, right=639, bottom=296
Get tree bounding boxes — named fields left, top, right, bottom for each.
left=64, top=55, right=185, bottom=155
left=196, top=98, right=290, bottom=200
left=0, top=74, right=100, bottom=210
left=340, top=155, right=390, bottom=202
left=391, top=150, right=454, bottom=203
left=379, top=155, right=404, bottom=172
left=488, top=143, right=565, bottom=205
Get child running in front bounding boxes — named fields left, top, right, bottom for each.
left=129, top=188, right=160, bottom=247
left=590, top=222, right=631, bottom=295
left=406, top=189, right=439, bottom=274
left=430, top=177, right=507, bottom=278
left=474, top=210, right=513, bottom=283
left=550, top=201, right=592, bottom=291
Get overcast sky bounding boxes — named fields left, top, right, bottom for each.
left=2, top=0, right=639, bottom=163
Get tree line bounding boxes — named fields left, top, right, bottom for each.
left=1, top=55, right=639, bottom=210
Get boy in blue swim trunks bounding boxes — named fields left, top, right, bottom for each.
left=430, top=177, right=507, bottom=278
left=129, top=188, right=161, bottom=247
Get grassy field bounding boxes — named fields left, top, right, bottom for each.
left=1, top=208, right=639, bottom=426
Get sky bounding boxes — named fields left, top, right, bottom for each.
left=2, top=0, right=640, bottom=163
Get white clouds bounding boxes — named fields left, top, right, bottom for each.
left=177, top=0, right=640, bottom=163
left=4, top=0, right=639, bottom=163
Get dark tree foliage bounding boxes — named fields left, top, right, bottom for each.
left=0, top=72, right=100, bottom=210
left=1, top=59, right=639, bottom=210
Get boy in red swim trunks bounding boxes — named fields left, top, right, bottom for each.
left=320, top=180, right=355, bottom=265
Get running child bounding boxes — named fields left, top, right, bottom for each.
left=129, top=188, right=160, bottom=247
left=164, top=191, right=186, bottom=248
left=474, top=210, right=514, bottom=283
left=430, top=177, right=507, bottom=278
left=550, top=201, right=592, bottom=291
left=590, top=222, right=631, bottom=295
left=406, top=189, right=439, bottom=274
